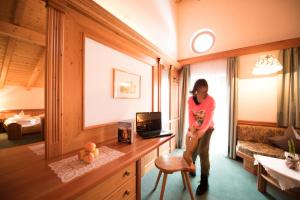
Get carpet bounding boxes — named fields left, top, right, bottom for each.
left=0, top=132, right=43, bottom=149
left=141, top=149, right=295, bottom=200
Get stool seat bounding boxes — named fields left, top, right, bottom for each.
left=155, top=156, right=192, bottom=173
left=153, top=155, right=195, bottom=200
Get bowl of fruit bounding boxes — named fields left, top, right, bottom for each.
left=78, top=142, right=99, bottom=164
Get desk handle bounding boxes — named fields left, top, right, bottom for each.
left=123, top=171, right=130, bottom=177
left=123, top=190, right=130, bottom=197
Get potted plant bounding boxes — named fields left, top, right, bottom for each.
left=285, top=139, right=299, bottom=170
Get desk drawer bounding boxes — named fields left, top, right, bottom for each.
left=141, top=149, right=157, bottom=176
left=77, top=163, right=136, bottom=200
left=159, top=141, right=170, bottom=156
left=105, top=176, right=136, bottom=200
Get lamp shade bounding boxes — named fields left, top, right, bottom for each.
left=252, top=54, right=282, bottom=75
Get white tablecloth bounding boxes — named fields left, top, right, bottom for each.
left=254, top=154, right=300, bottom=190
left=48, top=146, right=125, bottom=183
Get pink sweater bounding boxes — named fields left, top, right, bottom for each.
left=188, top=95, right=215, bottom=132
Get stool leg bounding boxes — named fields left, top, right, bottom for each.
left=183, top=172, right=195, bottom=200
left=160, top=173, right=168, bottom=200
left=154, top=170, right=162, bottom=190
left=181, top=171, right=186, bottom=189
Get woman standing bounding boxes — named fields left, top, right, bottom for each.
left=188, top=79, right=215, bottom=195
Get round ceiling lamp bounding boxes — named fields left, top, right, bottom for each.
left=191, top=29, right=215, bottom=54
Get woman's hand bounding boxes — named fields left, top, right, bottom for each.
left=196, top=129, right=205, bottom=139
left=188, top=125, right=198, bottom=133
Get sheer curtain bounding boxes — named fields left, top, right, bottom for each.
left=227, top=57, right=238, bottom=159
left=178, top=65, right=190, bottom=148
left=277, top=47, right=300, bottom=128
left=190, top=59, right=228, bottom=155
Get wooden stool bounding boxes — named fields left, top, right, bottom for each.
left=153, top=156, right=195, bottom=200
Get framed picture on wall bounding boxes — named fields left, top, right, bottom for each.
left=113, top=69, right=141, bottom=99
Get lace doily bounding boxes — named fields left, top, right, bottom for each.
left=28, top=143, right=45, bottom=156
left=48, top=146, right=125, bottom=183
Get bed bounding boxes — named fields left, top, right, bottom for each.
left=3, top=111, right=44, bottom=140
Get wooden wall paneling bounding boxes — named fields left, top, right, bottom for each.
left=26, top=50, right=45, bottom=90
left=45, top=0, right=178, bottom=155
left=20, top=0, right=46, bottom=34
left=0, top=38, right=16, bottom=88
left=60, top=9, right=118, bottom=153
left=179, top=37, right=300, bottom=66
left=0, top=20, right=46, bottom=47
left=60, top=0, right=179, bottom=68
left=45, top=6, right=64, bottom=159
left=141, top=148, right=157, bottom=177
left=74, top=13, right=156, bottom=66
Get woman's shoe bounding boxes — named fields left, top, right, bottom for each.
left=196, top=175, right=208, bottom=195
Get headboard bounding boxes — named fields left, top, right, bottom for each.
left=0, top=109, right=45, bottom=119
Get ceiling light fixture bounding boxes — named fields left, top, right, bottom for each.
left=252, top=54, right=283, bottom=75
left=191, top=29, right=215, bottom=54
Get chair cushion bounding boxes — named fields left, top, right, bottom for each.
left=268, top=126, right=300, bottom=153
left=236, top=141, right=285, bottom=159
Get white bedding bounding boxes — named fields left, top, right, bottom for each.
left=4, top=114, right=41, bottom=127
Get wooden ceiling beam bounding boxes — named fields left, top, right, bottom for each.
left=14, top=0, right=28, bottom=25
left=0, top=20, right=45, bottom=46
left=0, top=38, right=17, bottom=88
left=27, top=50, right=45, bottom=90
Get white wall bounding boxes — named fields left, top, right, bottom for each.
left=178, top=0, right=300, bottom=59
left=0, top=85, right=44, bottom=110
left=94, top=0, right=178, bottom=59
left=84, top=37, right=152, bottom=127
left=238, top=50, right=280, bottom=122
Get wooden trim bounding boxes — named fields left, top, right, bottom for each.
left=14, top=0, right=27, bottom=25
left=0, top=38, right=16, bottom=88
left=45, top=6, right=64, bottom=159
left=168, top=68, right=172, bottom=130
left=152, top=59, right=160, bottom=112
left=237, top=120, right=277, bottom=127
left=236, top=150, right=254, bottom=162
left=0, top=20, right=46, bottom=47
left=82, top=32, right=86, bottom=131
left=136, top=159, right=141, bottom=200
left=179, top=37, right=300, bottom=66
left=48, top=0, right=179, bottom=67
left=158, top=60, right=162, bottom=112
left=27, top=50, right=45, bottom=90
left=83, top=122, right=117, bottom=131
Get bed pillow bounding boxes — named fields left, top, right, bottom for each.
left=268, top=126, right=300, bottom=153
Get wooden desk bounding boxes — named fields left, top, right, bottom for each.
left=0, top=134, right=174, bottom=200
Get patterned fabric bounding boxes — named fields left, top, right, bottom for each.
left=237, top=125, right=285, bottom=143
left=237, top=141, right=285, bottom=159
